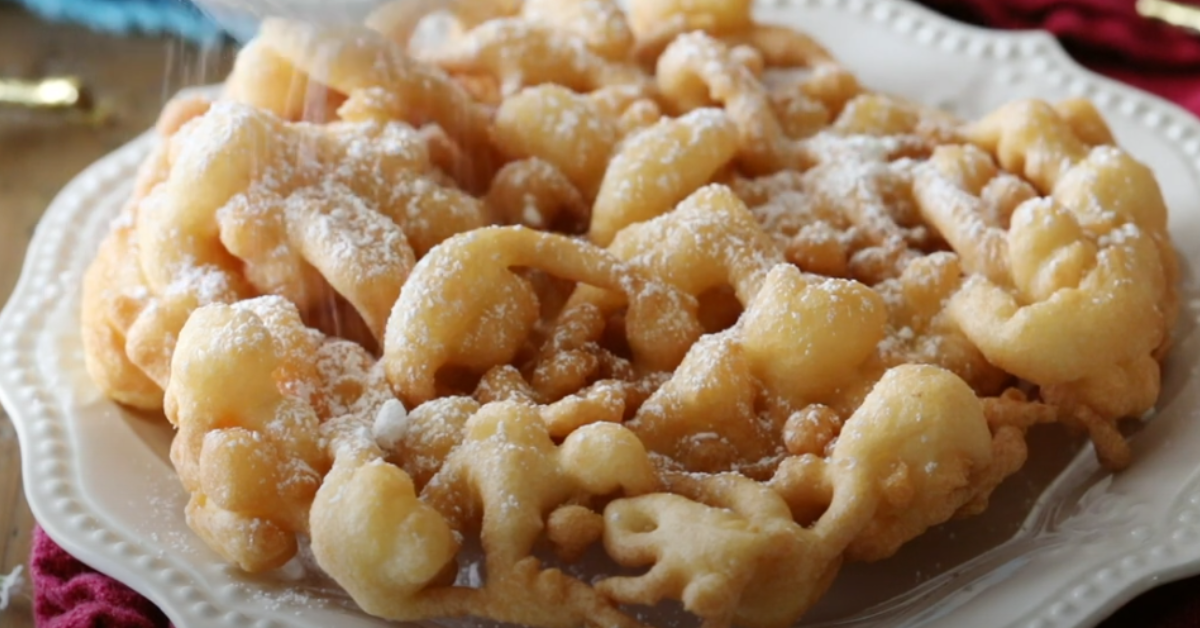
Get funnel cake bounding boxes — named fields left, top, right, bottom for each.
left=78, top=3, right=1181, bottom=628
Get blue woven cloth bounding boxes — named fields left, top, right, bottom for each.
left=5, top=0, right=228, bottom=43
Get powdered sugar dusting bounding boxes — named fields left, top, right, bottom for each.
left=373, top=398, right=410, bottom=451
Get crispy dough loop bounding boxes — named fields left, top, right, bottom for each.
left=224, top=38, right=345, bottom=122
left=415, top=401, right=658, bottom=627
left=768, top=364, right=1021, bottom=559
left=869, top=251, right=1010, bottom=397
left=259, top=18, right=503, bottom=192
left=600, top=475, right=834, bottom=628
left=536, top=184, right=783, bottom=404
left=492, top=84, right=621, bottom=201
left=630, top=264, right=887, bottom=476
left=731, top=24, right=861, bottom=121
left=627, top=0, right=863, bottom=132
left=130, top=104, right=288, bottom=388
left=726, top=138, right=929, bottom=287
left=383, top=226, right=702, bottom=408
left=604, top=365, right=1017, bottom=627
left=366, top=0, right=522, bottom=49
left=427, top=18, right=652, bottom=98
left=193, top=103, right=428, bottom=343
left=81, top=209, right=163, bottom=409
left=522, top=0, right=634, bottom=60
left=485, top=158, right=590, bottom=232
left=939, top=99, right=1176, bottom=469
left=657, top=32, right=818, bottom=175
left=834, top=92, right=962, bottom=146
left=590, top=108, right=739, bottom=245
left=628, top=0, right=754, bottom=65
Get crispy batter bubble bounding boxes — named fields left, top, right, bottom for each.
left=820, top=365, right=1004, bottom=562
left=375, top=396, right=478, bottom=489
left=771, top=364, right=1022, bottom=556
left=740, top=266, right=887, bottom=404
left=932, top=99, right=1177, bottom=468
left=170, top=295, right=396, bottom=575
left=424, top=401, right=659, bottom=560
left=384, top=226, right=701, bottom=407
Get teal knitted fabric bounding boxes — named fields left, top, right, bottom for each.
left=5, top=0, right=227, bottom=43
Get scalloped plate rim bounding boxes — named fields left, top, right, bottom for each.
left=3, top=0, right=1200, bottom=627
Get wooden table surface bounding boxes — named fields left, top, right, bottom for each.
left=0, top=4, right=1196, bottom=628
left=0, top=6, right=231, bottom=626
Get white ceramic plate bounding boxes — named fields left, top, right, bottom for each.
left=5, top=0, right=1200, bottom=627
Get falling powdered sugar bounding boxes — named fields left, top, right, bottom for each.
left=0, top=565, right=25, bottom=611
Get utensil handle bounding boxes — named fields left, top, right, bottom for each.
left=1138, top=0, right=1200, bottom=33
left=0, top=77, right=87, bottom=110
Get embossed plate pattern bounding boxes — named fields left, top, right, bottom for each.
left=3, top=0, right=1200, bottom=627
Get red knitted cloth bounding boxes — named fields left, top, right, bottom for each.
left=919, top=0, right=1200, bottom=114
left=31, top=527, right=170, bottom=628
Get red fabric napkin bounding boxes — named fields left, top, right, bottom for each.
left=919, top=0, right=1200, bottom=114
left=25, top=1, right=1200, bottom=627
left=30, top=526, right=170, bottom=628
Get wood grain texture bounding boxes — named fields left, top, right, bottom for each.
left=0, top=7, right=232, bottom=626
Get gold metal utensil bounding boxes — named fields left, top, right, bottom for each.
left=1138, top=0, right=1200, bottom=33
left=0, top=76, right=91, bottom=110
